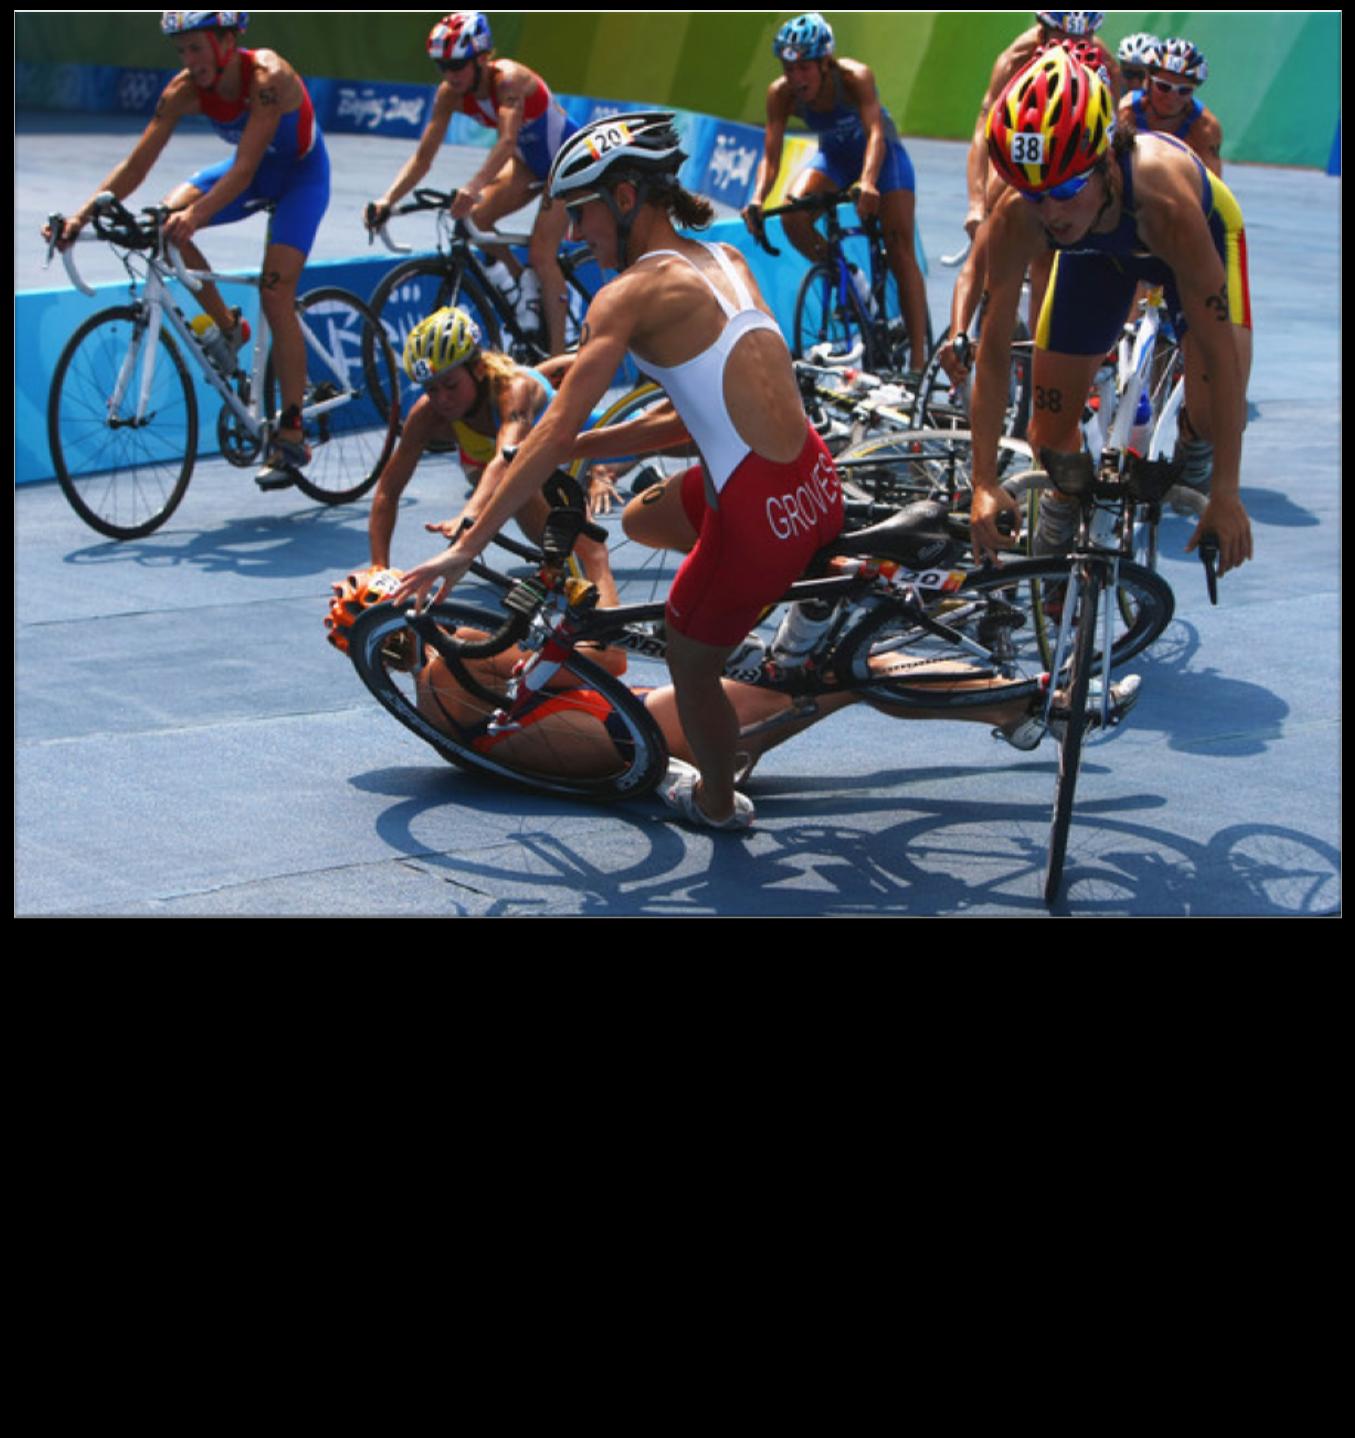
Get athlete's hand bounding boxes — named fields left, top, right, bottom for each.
left=364, top=200, right=391, bottom=234
left=855, top=184, right=881, bottom=221
left=963, top=207, right=984, bottom=240
left=390, top=545, right=475, bottom=609
left=162, top=207, right=201, bottom=248
left=586, top=465, right=623, bottom=517
left=1187, top=492, right=1253, bottom=576
left=935, top=336, right=972, bottom=386
left=969, top=484, right=1022, bottom=566
left=450, top=188, right=481, bottom=222
left=741, top=202, right=765, bottom=238
left=43, top=214, right=86, bottom=252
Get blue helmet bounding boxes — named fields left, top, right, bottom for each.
left=161, top=11, right=248, bottom=34
left=773, top=13, right=835, bottom=62
left=1035, top=12, right=1104, bottom=37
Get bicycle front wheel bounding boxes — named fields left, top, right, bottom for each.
left=1045, top=561, right=1102, bottom=906
left=833, top=554, right=1171, bottom=711
left=368, top=258, right=504, bottom=420
left=793, top=263, right=870, bottom=365
left=266, top=287, right=399, bottom=506
left=347, top=600, right=670, bottom=802
left=47, top=304, right=198, bottom=540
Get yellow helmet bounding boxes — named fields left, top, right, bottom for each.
left=402, top=306, right=482, bottom=383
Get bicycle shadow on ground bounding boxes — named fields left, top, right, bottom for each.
left=344, top=756, right=1335, bottom=917
left=57, top=500, right=370, bottom=582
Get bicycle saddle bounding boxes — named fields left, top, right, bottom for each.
left=821, top=499, right=959, bottom=571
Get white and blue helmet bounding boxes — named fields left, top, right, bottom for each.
left=1035, top=12, right=1104, bottom=37
left=161, top=11, right=248, bottom=34
left=1154, top=38, right=1209, bottom=86
left=773, top=13, right=835, bottom=62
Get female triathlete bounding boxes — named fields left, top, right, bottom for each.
left=742, top=11, right=930, bottom=374
left=45, top=11, right=330, bottom=489
left=364, top=11, right=579, bottom=354
left=388, top=112, right=845, bottom=831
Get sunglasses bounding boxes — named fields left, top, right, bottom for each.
left=1121, top=66, right=1147, bottom=86
left=436, top=58, right=473, bottom=74
left=563, top=191, right=604, bottom=222
left=1020, top=166, right=1098, bottom=204
left=1152, top=77, right=1196, bottom=96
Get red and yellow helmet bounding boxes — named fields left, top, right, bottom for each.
left=986, top=46, right=1114, bottom=194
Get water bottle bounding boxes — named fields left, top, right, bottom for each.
left=483, top=259, right=519, bottom=307
left=770, top=600, right=834, bottom=667
left=848, top=264, right=874, bottom=316
left=190, top=311, right=250, bottom=375
left=515, top=269, right=542, bottom=331
left=1128, top=387, right=1154, bottom=455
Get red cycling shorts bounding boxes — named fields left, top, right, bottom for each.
left=667, top=426, right=843, bottom=647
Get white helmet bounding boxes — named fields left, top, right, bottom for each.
left=547, top=111, right=685, bottom=200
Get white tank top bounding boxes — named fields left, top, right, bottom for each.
left=628, top=242, right=788, bottom=492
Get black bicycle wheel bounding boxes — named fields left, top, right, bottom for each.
left=263, top=287, right=399, bottom=506
left=1045, top=561, right=1102, bottom=905
left=347, top=599, right=670, bottom=802
left=47, top=304, right=198, bottom=540
left=793, top=263, right=870, bottom=365
left=833, top=554, right=1171, bottom=710
left=367, top=258, right=504, bottom=420
left=912, top=319, right=1031, bottom=442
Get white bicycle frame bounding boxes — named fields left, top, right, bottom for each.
left=50, top=196, right=362, bottom=446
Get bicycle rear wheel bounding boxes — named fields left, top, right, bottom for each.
left=833, top=555, right=1170, bottom=710
left=794, top=263, right=870, bottom=365
left=47, top=304, right=198, bottom=540
left=1045, top=561, right=1102, bottom=905
left=347, top=600, right=670, bottom=802
left=367, top=258, right=504, bottom=421
left=266, top=287, right=399, bottom=506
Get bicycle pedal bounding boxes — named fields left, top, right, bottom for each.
left=255, top=464, right=301, bottom=492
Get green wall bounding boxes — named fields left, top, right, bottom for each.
left=15, top=10, right=1341, bottom=169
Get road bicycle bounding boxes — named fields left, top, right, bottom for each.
left=752, top=189, right=932, bottom=373
left=1012, top=441, right=1219, bottom=906
left=45, top=192, right=399, bottom=541
left=366, top=186, right=631, bottom=417
left=344, top=468, right=1174, bottom=810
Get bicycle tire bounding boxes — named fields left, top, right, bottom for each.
left=1044, top=561, right=1102, bottom=905
left=367, top=257, right=505, bottom=420
left=347, top=599, right=670, bottom=802
left=911, top=319, right=1032, bottom=443
left=793, top=263, right=871, bottom=365
left=832, top=553, right=1171, bottom=710
left=264, top=287, right=399, bottom=506
left=47, top=304, right=198, bottom=540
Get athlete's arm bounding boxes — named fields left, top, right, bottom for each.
left=1196, top=111, right=1225, bottom=176
left=967, top=193, right=1042, bottom=561
left=966, top=40, right=1028, bottom=235
left=840, top=61, right=889, bottom=214
left=1137, top=165, right=1252, bottom=572
left=367, top=397, right=445, bottom=568
left=451, top=63, right=528, bottom=219
left=50, top=75, right=192, bottom=247
left=368, top=80, right=457, bottom=226
left=744, top=80, right=793, bottom=225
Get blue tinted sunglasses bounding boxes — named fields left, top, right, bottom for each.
left=1021, top=167, right=1098, bottom=204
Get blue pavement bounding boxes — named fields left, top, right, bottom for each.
left=14, top=120, right=1341, bottom=916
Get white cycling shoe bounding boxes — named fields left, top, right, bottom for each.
left=660, top=759, right=755, bottom=831
left=996, top=674, right=1143, bottom=752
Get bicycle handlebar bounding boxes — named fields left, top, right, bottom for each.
left=1198, top=534, right=1221, bottom=605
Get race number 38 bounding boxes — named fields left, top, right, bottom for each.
left=586, top=122, right=635, bottom=160
left=1010, top=133, right=1047, bottom=165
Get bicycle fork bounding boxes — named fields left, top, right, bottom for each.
left=1043, top=558, right=1116, bottom=731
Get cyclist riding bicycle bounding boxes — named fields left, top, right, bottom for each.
left=366, top=304, right=589, bottom=569
left=44, top=11, right=330, bottom=491
left=364, top=11, right=579, bottom=356
left=967, top=48, right=1254, bottom=577
left=390, top=111, right=844, bottom=831
left=741, top=11, right=930, bottom=374
left=1119, top=38, right=1224, bottom=177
